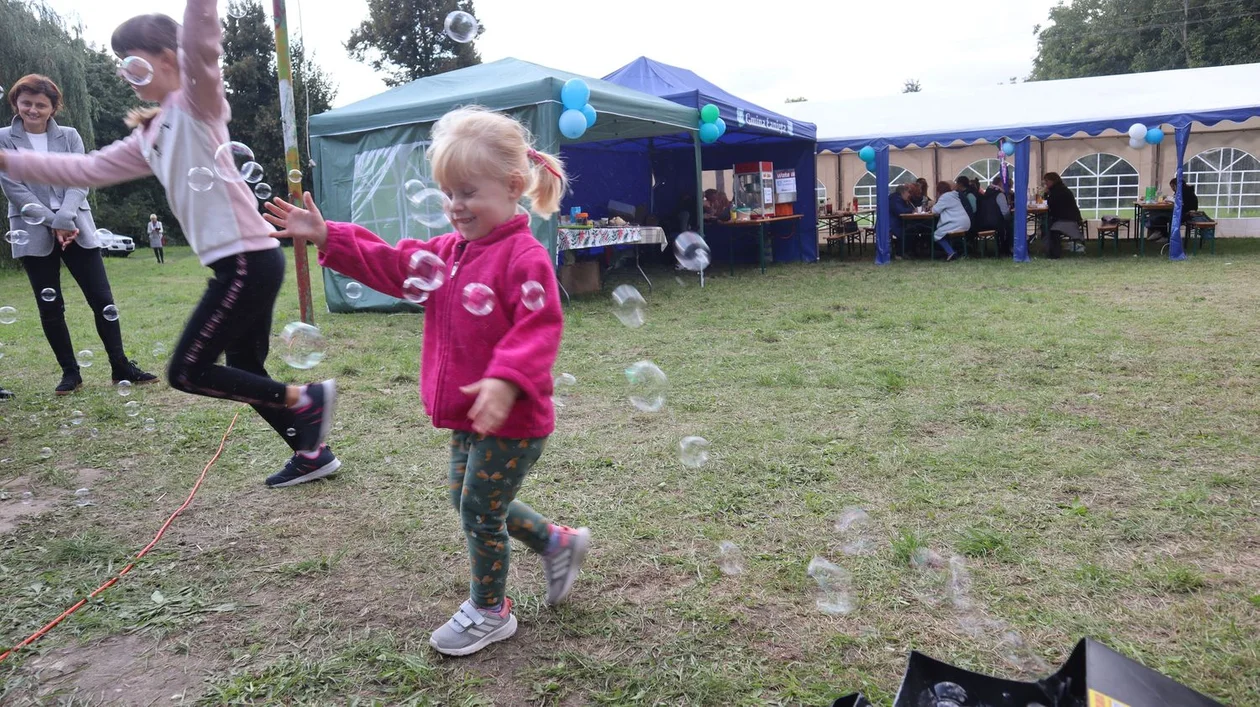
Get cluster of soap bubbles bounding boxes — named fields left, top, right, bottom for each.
left=404, top=180, right=451, bottom=229
left=185, top=142, right=273, bottom=201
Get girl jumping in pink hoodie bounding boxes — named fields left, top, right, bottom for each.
left=264, top=107, right=591, bottom=657
left=0, top=0, right=337, bottom=487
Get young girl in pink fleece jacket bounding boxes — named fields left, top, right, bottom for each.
left=264, top=107, right=591, bottom=657
left=0, top=1, right=338, bottom=488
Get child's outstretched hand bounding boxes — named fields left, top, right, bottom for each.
left=460, top=378, right=520, bottom=435
left=263, top=192, right=328, bottom=248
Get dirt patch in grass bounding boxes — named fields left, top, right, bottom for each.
left=21, top=633, right=215, bottom=705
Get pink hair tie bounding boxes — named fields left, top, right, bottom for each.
left=527, top=148, right=564, bottom=181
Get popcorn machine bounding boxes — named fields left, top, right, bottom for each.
left=734, top=161, right=775, bottom=219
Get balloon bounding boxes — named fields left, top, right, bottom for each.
left=700, top=103, right=720, bottom=124
left=1145, top=127, right=1164, bottom=145
left=714, top=117, right=727, bottom=137
left=561, top=79, right=590, bottom=111
left=1129, top=137, right=1146, bottom=150
left=1002, top=141, right=1016, bottom=156
left=581, top=103, right=597, bottom=128
left=1128, top=123, right=1147, bottom=141
left=858, top=146, right=876, bottom=162
left=865, top=161, right=877, bottom=173
left=699, top=122, right=720, bottom=144
left=558, top=109, right=587, bottom=140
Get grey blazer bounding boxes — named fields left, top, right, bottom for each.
left=0, top=116, right=100, bottom=258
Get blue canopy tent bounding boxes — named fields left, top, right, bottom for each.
left=792, top=63, right=1260, bottom=264
left=599, top=57, right=819, bottom=266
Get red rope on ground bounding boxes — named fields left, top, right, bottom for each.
left=0, top=410, right=241, bottom=664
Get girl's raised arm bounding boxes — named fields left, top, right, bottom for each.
left=180, top=0, right=229, bottom=122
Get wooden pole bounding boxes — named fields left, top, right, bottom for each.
left=271, top=0, right=314, bottom=325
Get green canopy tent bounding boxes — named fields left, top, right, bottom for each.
left=309, top=57, right=701, bottom=313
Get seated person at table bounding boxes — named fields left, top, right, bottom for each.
left=703, top=188, right=731, bottom=221
left=1147, top=178, right=1201, bottom=241
left=913, top=178, right=932, bottom=208
left=931, top=181, right=968, bottom=261
left=983, top=178, right=1012, bottom=255
left=888, top=183, right=915, bottom=253
left=954, top=176, right=981, bottom=238
left=1043, top=172, right=1084, bottom=259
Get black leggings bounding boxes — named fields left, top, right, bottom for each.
left=168, top=248, right=300, bottom=449
left=153, top=247, right=165, bottom=263
left=21, top=243, right=127, bottom=374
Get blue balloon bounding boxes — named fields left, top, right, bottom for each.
left=699, top=122, right=720, bottom=144
left=714, top=117, right=727, bottom=137
left=865, top=161, right=877, bottom=173
left=561, top=79, right=590, bottom=111
left=858, top=146, right=876, bottom=162
left=558, top=109, right=587, bottom=140
left=580, top=103, right=597, bottom=128
left=1145, top=127, right=1165, bottom=145
left=1002, top=141, right=1016, bottom=156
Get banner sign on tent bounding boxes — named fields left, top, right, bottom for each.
left=736, top=108, right=795, bottom=137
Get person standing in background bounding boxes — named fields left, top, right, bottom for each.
left=147, top=213, right=165, bottom=263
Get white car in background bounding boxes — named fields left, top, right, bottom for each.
left=97, top=231, right=136, bottom=257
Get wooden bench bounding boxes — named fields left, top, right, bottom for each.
left=1186, top=219, right=1218, bottom=255
left=932, top=230, right=968, bottom=260
left=975, top=230, right=997, bottom=258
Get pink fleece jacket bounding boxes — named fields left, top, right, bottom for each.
left=319, top=214, right=563, bottom=438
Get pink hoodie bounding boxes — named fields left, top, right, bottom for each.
left=319, top=214, right=563, bottom=439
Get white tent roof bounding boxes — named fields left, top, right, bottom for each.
left=789, top=63, right=1260, bottom=150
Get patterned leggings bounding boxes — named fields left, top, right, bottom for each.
left=449, top=432, right=552, bottom=608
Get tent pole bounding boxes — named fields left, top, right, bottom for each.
left=835, top=153, right=842, bottom=210
left=694, top=133, right=704, bottom=238
left=648, top=138, right=655, bottom=215
left=1153, top=139, right=1162, bottom=187
left=932, top=145, right=940, bottom=193
left=1038, top=139, right=1046, bottom=182
left=270, top=0, right=313, bottom=325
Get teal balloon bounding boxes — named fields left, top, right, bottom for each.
left=561, top=79, right=590, bottom=111
left=700, top=103, right=720, bottom=124
left=1145, top=127, right=1164, bottom=145
left=865, top=161, right=877, bottom=173
left=699, top=122, right=720, bottom=144
left=714, top=117, right=727, bottom=137
left=1002, top=141, right=1015, bottom=156
left=558, top=109, right=587, bottom=140
left=858, top=146, right=876, bottom=162
left=581, top=103, right=597, bottom=128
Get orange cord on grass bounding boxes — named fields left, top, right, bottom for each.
left=0, top=410, right=241, bottom=664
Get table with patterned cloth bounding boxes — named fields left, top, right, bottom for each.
left=557, top=226, right=667, bottom=251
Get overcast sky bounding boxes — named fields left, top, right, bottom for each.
left=47, top=0, right=1060, bottom=111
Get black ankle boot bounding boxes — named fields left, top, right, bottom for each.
left=111, top=359, right=159, bottom=385
left=56, top=369, right=83, bottom=396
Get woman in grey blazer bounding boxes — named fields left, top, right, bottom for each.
left=1, top=75, right=154, bottom=395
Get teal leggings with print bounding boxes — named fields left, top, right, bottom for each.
left=449, top=431, right=552, bottom=608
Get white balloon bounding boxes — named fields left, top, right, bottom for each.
left=1129, top=137, right=1146, bottom=149
left=1128, top=123, right=1147, bottom=141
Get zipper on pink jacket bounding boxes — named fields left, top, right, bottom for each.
left=432, top=239, right=469, bottom=424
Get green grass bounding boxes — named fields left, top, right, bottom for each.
left=1, top=243, right=1259, bottom=704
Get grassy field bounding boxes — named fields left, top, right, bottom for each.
left=0, top=243, right=1257, bottom=705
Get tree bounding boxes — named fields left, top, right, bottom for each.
left=220, top=2, right=336, bottom=197
left=1031, top=0, right=1260, bottom=80
left=346, top=0, right=482, bottom=85
left=902, top=79, right=922, bottom=93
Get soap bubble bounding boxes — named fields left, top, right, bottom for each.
left=0, top=307, right=17, bottom=325
left=835, top=507, right=875, bottom=555
left=143, top=418, right=156, bottom=432
left=120, top=55, right=154, bottom=86
left=39, top=447, right=52, bottom=459
left=406, top=251, right=447, bottom=291
left=20, top=203, right=45, bottom=225
left=625, top=360, right=667, bottom=412
left=70, top=410, right=84, bottom=426
left=117, top=380, right=132, bottom=397
left=462, top=283, right=495, bottom=316
left=96, top=228, right=114, bottom=239
left=287, top=169, right=303, bottom=184
left=152, top=342, right=167, bottom=358
left=554, top=372, right=576, bottom=392
left=240, top=161, right=264, bottom=183
left=407, top=185, right=451, bottom=228
left=74, top=487, right=93, bottom=507
left=807, top=556, right=855, bottom=615
left=280, top=321, right=325, bottom=370
left=102, top=304, right=119, bottom=322
left=4, top=230, right=29, bottom=246
left=611, top=284, right=646, bottom=328
left=679, top=436, right=710, bottom=468
left=39, top=288, right=56, bottom=302
left=124, top=400, right=140, bottom=417
left=344, top=281, right=363, bottom=300
left=401, top=277, right=430, bottom=304
left=521, top=280, right=546, bottom=311
left=213, top=141, right=256, bottom=183
left=933, top=682, right=968, bottom=703
left=717, top=541, right=743, bottom=576
left=910, top=547, right=944, bottom=570
left=188, top=167, right=215, bottom=192
left=674, top=231, right=711, bottom=271
left=444, top=11, right=480, bottom=43
left=253, top=183, right=272, bottom=201
left=21, top=490, right=34, bottom=503
left=285, top=427, right=296, bottom=437
left=224, top=1, right=247, bottom=19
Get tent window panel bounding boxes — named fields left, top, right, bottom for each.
left=957, top=159, right=1004, bottom=187
left=1185, top=148, right=1260, bottom=218
left=1062, top=153, right=1138, bottom=215
left=854, top=166, right=918, bottom=209
left=351, top=140, right=443, bottom=243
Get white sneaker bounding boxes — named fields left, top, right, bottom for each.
left=542, top=526, right=591, bottom=606
left=428, top=599, right=517, bottom=657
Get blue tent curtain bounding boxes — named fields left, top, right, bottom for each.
left=874, top=147, right=891, bottom=265
left=1168, top=123, right=1192, bottom=261
left=1013, top=139, right=1031, bottom=263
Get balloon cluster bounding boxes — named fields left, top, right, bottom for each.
left=698, top=103, right=726, bottom=144
left=858, top=145, right=876, bottom=173
left=1127, top=123, right=1164, bottom=149
left=559, top=79, right=598, bottom=140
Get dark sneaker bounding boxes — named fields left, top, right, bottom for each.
left=290, top=380, right=336, bottom=454
left=266, top=445, right=341, bottom=488
left=0, top=386, right=13, bottom=400
left=55, top=371, right=83, bottom=396
left=111, top=359, right=159, bottom=385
